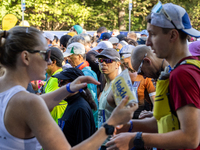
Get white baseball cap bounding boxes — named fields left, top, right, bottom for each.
left=63, top=42, right=86, bottom=57
left=43, top=32, right=54, bottom=41
left=92, top=41, right=113, bottom=51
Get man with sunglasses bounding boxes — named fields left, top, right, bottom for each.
left=95, top=48, right=121, bottom=150
left=42, top=47, right=68, bottom=124
left=119, top=45, right=155, bottom=119
left=106, top=2, right=200, bottom=150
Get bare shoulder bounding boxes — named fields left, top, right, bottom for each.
left=9, top=91, right=49, bottom=119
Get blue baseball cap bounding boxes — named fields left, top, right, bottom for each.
left=119, top=45, right=135, bottom=59
left=99, top=32, right=111, bottom=40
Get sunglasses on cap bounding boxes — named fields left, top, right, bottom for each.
left=70, top=27, right=75, bottom=32
left=137, top=53, right=147, bottom=75
left=151, top=1, right=177, bottom=29
left=26, top=49, right=51, bottom=62
left=98, top=58, right=115, bottom=63
left=120, top=52, right=131, bottom=58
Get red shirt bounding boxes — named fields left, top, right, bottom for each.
left=169, top=56, right=200, bottom=150
left=170, top=56, right=200, bottom=110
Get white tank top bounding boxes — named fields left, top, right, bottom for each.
left=0, top=85, right=42, bottom=150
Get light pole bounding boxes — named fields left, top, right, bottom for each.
left=21, top=0, right=25, bottom=26
left=129, top=0, right=132, bottom=33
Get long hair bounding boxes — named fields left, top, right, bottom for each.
left=80, top=88, right=97, bottom=111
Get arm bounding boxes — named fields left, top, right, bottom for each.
left=107, top=105, right=200, bottom=150
left=71, top=96, right=138, bottom=150
left=146, top=78, right=156, bottom=104
left=40, top=76, right=100, bottom=111
left=142, top=104, right=200, bottom=149
left=114, top=116, right=157, bottom=135
left=25, top=94, right=71, bottom=150
left=149, top=95, right=155, bottom=104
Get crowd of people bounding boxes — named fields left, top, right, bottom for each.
left=0, top=1, right=200, bottom=150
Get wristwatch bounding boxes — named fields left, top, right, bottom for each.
left=133, top=132, right=144, bottom=150
left=103, top=123, right=115, bottom=135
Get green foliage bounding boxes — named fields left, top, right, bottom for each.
left=0, top=0, right=200, bottom=31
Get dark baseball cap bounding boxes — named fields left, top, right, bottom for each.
left=96, top=48, right=120, bottom=61
left=48, top=47, right=64, bottom=66
left=52, top=68, right=84, bottom=81
left=99, top=32, right=111, bottom=40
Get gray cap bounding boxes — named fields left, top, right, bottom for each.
left=96, top=48, right=120, bottom=61
left=92, top=41, right=113, bottom=50
left=150, top=2, right=200, bottom=37
left=108, top=37, right=119, bottom=44
left=119, top=45, right=135, bottom=59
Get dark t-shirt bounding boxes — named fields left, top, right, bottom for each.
left=58, top=93, right=96, bottom=147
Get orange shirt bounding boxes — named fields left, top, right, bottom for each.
left=134, top=75, right=156, bottom=105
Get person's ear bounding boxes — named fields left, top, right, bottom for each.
left=170, top=29, right=179, bottom=43
left=116, top=61, right=121, bottom=69
left=21, top=51, right=30, bottom=66
left=52, top=60, right=56, bottom=65
left=144, top=57, right=151, bottom=65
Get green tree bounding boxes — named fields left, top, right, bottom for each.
left=0, top=0, right=200, bottom=31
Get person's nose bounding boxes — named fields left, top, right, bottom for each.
left=146, top=36, right=152, bottom=47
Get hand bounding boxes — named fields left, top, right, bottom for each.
left=139, top=110, right=153, bottom=119
left=113, top=123, right=131, bottom=136
left=106, top=96, right=138, bottom=127
left=106, top=132, right=136, bottom=150
left=70, top=76, right=100, bottom=92
left=39, top=81, right=45, bottom=87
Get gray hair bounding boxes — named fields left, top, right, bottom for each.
left=67, top=35, right=86, bottom=46
left=79, top=33, right=91, bottom=44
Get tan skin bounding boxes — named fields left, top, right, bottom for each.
left=106, top=24, right=200, bottom=150
left=98, top=57, right=121, bottom=107
left=99, top=57, right=120, bottom=92
left=1, top=30, right=139, bottom=150
left=46, top=60, right=62, bottom=76
left=67, top=54, right=84, bottom=67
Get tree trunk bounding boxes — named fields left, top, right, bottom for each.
left=118, top=0, right=126, bottom=31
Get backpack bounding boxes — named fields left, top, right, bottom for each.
left=153, top=59, right=200, bottom=134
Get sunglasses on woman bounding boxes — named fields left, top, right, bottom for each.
left=98, top=58, right=115, bottom=64
left=26, top=49, right=51, bottom=62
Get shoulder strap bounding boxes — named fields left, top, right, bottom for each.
left=167, top=59, right=200, bottom=126
left=173, top=59, right=200, bottom=70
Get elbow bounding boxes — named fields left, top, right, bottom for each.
left=185, top=137, right=199, bottom=149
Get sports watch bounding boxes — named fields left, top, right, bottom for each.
left=103, top=123, right=115, bottom=135
left=133, top=132, right=145, bottom=150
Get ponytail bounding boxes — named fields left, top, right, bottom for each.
left=0, top=31, right=8, bottom=65
left=80, top=88, right=97, bottom=111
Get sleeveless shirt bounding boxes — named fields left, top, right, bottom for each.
left=0, top=85, right=41, bottom=150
